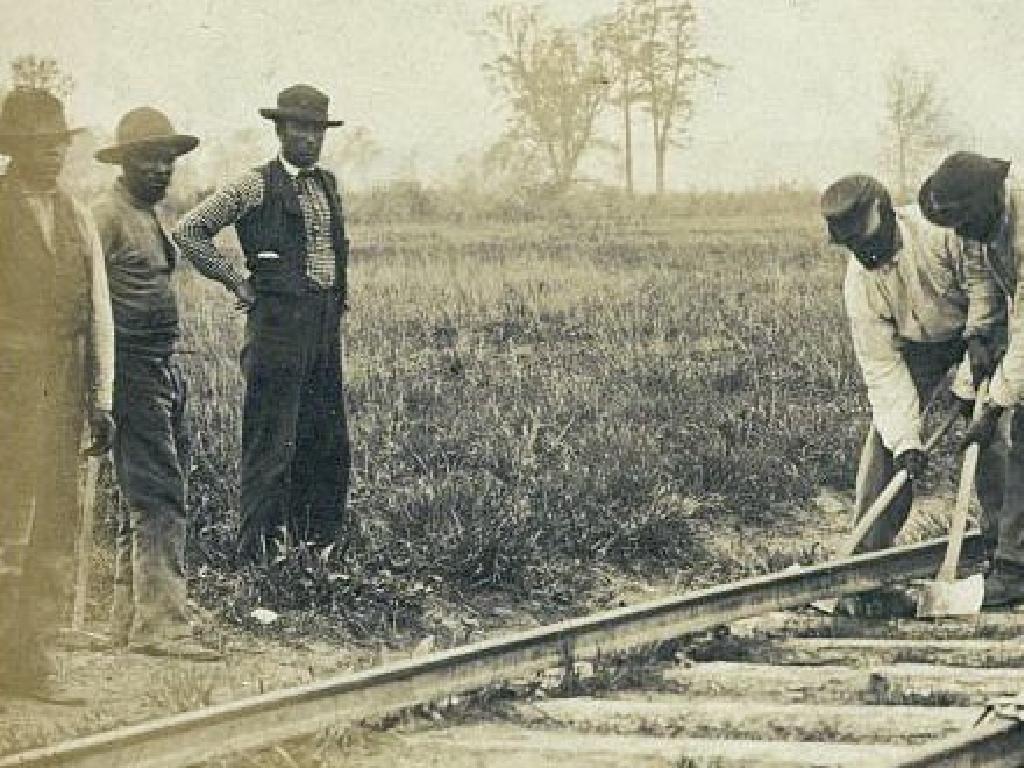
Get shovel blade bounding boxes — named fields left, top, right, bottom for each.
left=915, top=573, right=985, bottom=618
left=809, top=598, right=838, bottom=615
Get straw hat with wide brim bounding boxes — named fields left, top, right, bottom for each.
left=0, top=88, right=83, bottom=151
left=259, top=84, right=344, bottom=127
left=95, top=107, right=198, bottom=164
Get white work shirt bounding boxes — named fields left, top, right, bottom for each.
left=845, top=206, right=1003, bottom=455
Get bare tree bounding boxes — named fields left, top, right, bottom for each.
left=482, top=4, right=612, bottom=193
left=9, top=54, right=75, bottom=98
left=631, top=0, right=721, bottom=195
left=882, top=62, right=954, bottom=201
left=596, top=3, right=646, bottom=195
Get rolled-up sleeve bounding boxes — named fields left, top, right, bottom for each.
left=77, top=203, right=115, bottom=411
left=172, top=170, right=264, bottom=292
left=845, top=264, right=923, bottom=455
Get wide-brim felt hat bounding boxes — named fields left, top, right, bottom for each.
left=259, top=84, right=343, bottom=127
left=918, top=151, right=1011, bottom=226
left=821, top=174, right=888, bottom=242
left=95, top=106, right=199, bottom=164
left=0, top=87, right=83, bottom=150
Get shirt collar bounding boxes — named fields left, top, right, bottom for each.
left=278, top=155, right=319, bottom=178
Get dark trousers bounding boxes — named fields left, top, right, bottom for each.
left=238, top=290, right=351, bottom=559
left=111, top=352, right=191, bottom=644
left=0, top=341, right=84, bottom=683
left=853, top=339, right=1002, bottom=552
left=989, top=408, right=1024, bottom=566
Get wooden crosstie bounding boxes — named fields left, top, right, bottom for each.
left=3, top=533, right=1012, bottom=768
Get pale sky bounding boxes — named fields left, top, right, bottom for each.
left=3, top=0, right=1024, bottom=191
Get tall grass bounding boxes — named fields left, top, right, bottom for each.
left=163, top=214, right=877, bottom=635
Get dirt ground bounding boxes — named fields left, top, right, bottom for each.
left=0, top=487, right=962, bottom=759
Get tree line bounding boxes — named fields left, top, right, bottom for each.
left=5, top=42, right=961, bottom=203
left=482, top=1, right=722, bottom=196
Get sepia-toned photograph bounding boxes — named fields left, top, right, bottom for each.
left=3, top=1, right=1024, bottom=765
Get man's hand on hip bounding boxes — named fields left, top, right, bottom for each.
left=234, top=279, right=256, bottom=311
left=894, top=448, right=927, bottom=480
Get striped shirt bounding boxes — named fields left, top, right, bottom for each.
left=173, top=157, right=337, bottom=291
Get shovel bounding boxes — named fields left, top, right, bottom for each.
left=811, top=405, right=960, bottom=614
left=915, top=382, right=989, bottom=619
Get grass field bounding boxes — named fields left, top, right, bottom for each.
left=115, top=209, right=897, bottom=640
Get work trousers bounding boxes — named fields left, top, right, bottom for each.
left=238, top=289, right=351, bottom=559
left=110, top=352, right=191, bottom=644
left=989, top=408, right=1024, bottom=566
left=0, top=341, right=85, bottom=683
left=853, top=339, right=1003, bottom=553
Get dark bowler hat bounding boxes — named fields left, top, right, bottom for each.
left=820, top=174, right=888, bottom=243
left=918, top=151, right=1011, bottom=226
left=0, top=87, right=82, bottom=150
left=259, top=84, right=343, bottom=127
left=95, top=107, right=199, bottom=164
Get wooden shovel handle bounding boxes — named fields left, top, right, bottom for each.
left=938, top=381, right=989, bottom=583
left=841, top=405, right=960, bottom=558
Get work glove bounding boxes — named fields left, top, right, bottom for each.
left=84, top=408, right=116, bottom=456
left=894, top=448, right=927, bottom=480
left=960, top=403, right=1005, bottom=450
left=951, top=394, right=975, bottom=421
left=968, top=335, right=1000, bottom=387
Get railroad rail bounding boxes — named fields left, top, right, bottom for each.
left=4, top=531, right=1022, bottom=768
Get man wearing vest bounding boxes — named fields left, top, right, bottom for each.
left=175, top=84, right=351, bottom=562
left=920, top=152, right=1024, bottom=607
left=92, top=107, right=221, bottom=660
left=822, top=174, right=1006, bottom=616
left=0, top=88, right=115, bottom=703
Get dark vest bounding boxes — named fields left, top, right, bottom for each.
left=0, top=177, right=91, bottom=348
left=234, top=159, right=349, bottom=299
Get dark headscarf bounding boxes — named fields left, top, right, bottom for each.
left=919, top=151, right=1010, bottom=227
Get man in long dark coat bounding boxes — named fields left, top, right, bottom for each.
left=0, top=88, right=115, bottom=703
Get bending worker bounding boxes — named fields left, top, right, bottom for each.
left=919, top=151, right=1024, bottom=607
left=821, top=174, right=1005, bottom=614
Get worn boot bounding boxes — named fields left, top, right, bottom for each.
left=983, top=560, right=1024, bottom=608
